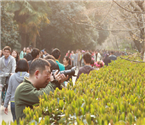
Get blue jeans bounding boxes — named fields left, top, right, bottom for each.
left=11, top=102, right=16, bottom=121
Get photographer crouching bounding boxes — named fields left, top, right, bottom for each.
left=15, top=58, right=68, bottom=122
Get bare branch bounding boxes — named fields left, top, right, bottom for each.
left=68, top=16, right=145, bottom=32
left=98, top=1, right=113, bottom=25
left=113, top=0, right=145, bottom=14
left=130, top=1, right=142, bottom=12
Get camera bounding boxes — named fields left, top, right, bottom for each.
left=52, top=67, right=76, bottom=77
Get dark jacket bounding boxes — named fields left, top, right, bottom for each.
left=103, top=57, right=111, bottom=66
left=76, top=65, right=94, bottom=80
left=65, top=65, right=72, bottom=70
left=28, top=60, right=33, bottom=68
left=109, top=55, right=117, bottom=61
left=15, top=77, right=60, bottom=122
left=65, top=65, right=72, bottom=81
left=24, top=53, right=32, bottom=61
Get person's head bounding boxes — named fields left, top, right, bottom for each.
left=41, top=49, right=45, bottom=54
left=29, top=58, right=51, bottom=89
left=12, top=50, right=19, bottom=62
left=44, top=55, right=55, bottom=61
left=0, top=50, right=3, bottom=57
left=44, top=50, right=47, bottom=54
left=83, top=52, right=92, bottom=64
left=110, top=51, right=114, bottom=55
left=47, top=59, right=59, bottom=71
left=12, top=50, right=17, bottom=58
left=29, top=45, right=32, bottom=51
left=105, top=53, right=109, bottom=58
left=82, top=50, right=85, bottom=53
left=90, top=59, right=94, bottom=67
left=15, top=59, right=29, bottom=73
left=63, top=56, right=71, bottom=66
left=31, top=48, right=40, bottom=60
left=40, top=51, right=44, bottom=58
left=95, top=61, right=104, bottom=68
left=86, top=50, right=89, bottom=53
left=26, top=47, right=31, bottom=54
left=121, top=52, right=125, bottom=56
left=23, top=47, right=26, bottom=52
left=3, top=46, right=11, bottom=58
left=51, top=48, right=61, bottom=60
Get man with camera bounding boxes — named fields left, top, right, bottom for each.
left=15, top=58, right=68, bottom=122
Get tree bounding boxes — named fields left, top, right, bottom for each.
left=70, top=1, right=145, bottom=52
left=105, top=0, right=145, bottom=57
left=7, top=1, right=50, bottom=48
left=1, top=2, right=20, bottom=50
left=37, top=1, right=99, bottom=55
left=82, top=1, right=110, bottom=45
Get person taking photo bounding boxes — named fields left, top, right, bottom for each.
left=15, top=58, right=68, bottom=122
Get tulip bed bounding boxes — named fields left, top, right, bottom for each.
left=2, top=56, right=145, bottom=125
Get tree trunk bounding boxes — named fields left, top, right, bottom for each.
left=133, top=40, right=142, bottom=52
left=143, top=43, right=145, bottom=61
left=20, top=33, right=27, bottom=50
left=19, top=24, right=28, bottom=49
left=115, top=36, right=119, bottom=49
left=141, top=42, right=145, bottom=61
left=140, top=13, right=144, bottom=59
left=31, top=34, right=37, bottom=48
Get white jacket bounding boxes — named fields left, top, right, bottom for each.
left=0, top=55, right=16, bottom=74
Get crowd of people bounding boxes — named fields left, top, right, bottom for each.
left=65, top=49, right=118, bottom=68
left=0, top=45, right=126, bottom=122
left=0, top=47, right=126, bottom=71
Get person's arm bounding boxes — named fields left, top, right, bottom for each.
left=80, top=56, right=83, bottom=66
left=20, top=51, right=23, bottom=59
left=17, top=82, right=57, bottom=106
left=16, top=72, right=68, bottom=106
left=11, top=58, right=16, bottom=73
